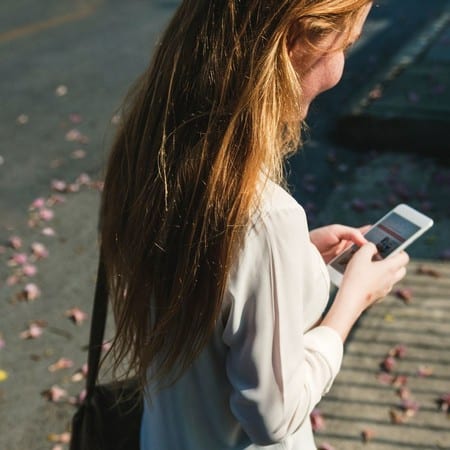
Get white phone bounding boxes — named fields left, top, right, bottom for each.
left=327, top=204, right=434, bottom=287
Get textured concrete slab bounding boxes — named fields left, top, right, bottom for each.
left=315, top=260, right=450, bottom=450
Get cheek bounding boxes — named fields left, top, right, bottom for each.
left=321, top=53, right=345, bottom=92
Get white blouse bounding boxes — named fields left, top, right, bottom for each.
left=141, top=179, right=343, bottom=450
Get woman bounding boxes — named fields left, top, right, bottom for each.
left=100, top=1, right=409, bottom=448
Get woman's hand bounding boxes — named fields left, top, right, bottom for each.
left=310, top=224, right=370, bottom=264
left=321, top=243, right=410, bottom=341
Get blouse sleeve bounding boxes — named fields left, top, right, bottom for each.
left=222, top=205, right=343, bottom=446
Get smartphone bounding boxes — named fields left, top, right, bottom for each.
left=327, top=204, right=434, bottom=287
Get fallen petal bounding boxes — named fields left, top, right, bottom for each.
left=8, top=235, right=22, bottom=249
left=30, top=197, right=46, bottom=210
left=318, top=443, right=336, bottom=450
left=76, top=173, right=91, bottom=185
left=392, top=375, right=408, bottom=387
left=389, top=409, right=407, bottom=424
left=20, top=323, right=43, bottom=339
left=417, top=366, right=434, bottom=378
left=69, top=113, right=82, bottom=124
left=39, top=208, right=54, bottom=221
left=376, top=372, right=394, bottom=385
left=48, top=357, right=74, bottom=372
left=361, top=428, right=375, bottom=443
left=395, top=288, right=413, bottom=303
left=42, top=227, right=56, bottom=237
left=8, top=253, right=28, bottom=266
left=401, top=399, right=420, bottom=417
left=65, top=307, right=88, bottom=325
left=55, top=85, right=68, bottom=96
left=381, top=356, right=396, bottom=373
left=397, top=387, right=411, bottom=400
left=31, top=242, right=49, bottom=259
left=71, top=149, right=87, bottom=159
left=22, top=283, right=41, bottom=301
left=0, top=336, right=5, bottom=350
left=6, top=275, right=20, bottom=286
left=22, top=264, right=38, bottom=277
left=438, top=393, right=450, bottom=413
left=16, top=114, right=29, bottom=124
left=0, top=369, right=8, bottom=382
left=417, top=265, right=441, bottom=278
left=51, top=180, right=67, bottom=192
left=310, top=409, right=326, bottom=432
left=389, top=344, right=407, bottom=359
left=42, top=385, right=68, bottom=402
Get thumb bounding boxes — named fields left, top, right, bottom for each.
left=358, top=242, right=378, bottom=258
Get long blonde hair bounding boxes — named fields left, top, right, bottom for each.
left=100, top=0, right=371, bottom=390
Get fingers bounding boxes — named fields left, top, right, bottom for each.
left=333, top=225, right=368, bottom=246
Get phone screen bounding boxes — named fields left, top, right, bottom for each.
left=330, top=212, right=420, bottom=274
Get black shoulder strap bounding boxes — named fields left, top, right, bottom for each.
left=85, top=248, right=109, bottom=398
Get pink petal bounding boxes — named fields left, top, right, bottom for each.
left=376, top=372, right=394, bottom=385
left=65, top=307, right=88, bottom=325
left=8, top=236, right=22, bottom=249
left=310, top=409, right=326, bottom=432
left=361, top=428, right=375, bottom=443
left=9, top=252, right=28, bottom=266
left=39, top=208, right=54, bottom=221
left=42, top=385, right=68, bottom=402
left=65, top=128, right=89, bottom=144
left=22, top=283, right=41, bottom=301
left=381, top=356, right=396, bottom=372
left=395, top=288, right=413, bottom=303
left=31, top=242, right=49, bottom=259
left=47, top=194, right=66, bottom=206
left=438, top=393, right=450, bottom=412
left=76, top=173, right=91, bottom=185
left=48, top=358, right=74, bottom=372
left=22, top=264, right=38, bottom=277
left=48, top=432, right=71, bottom=444
left=55, top=85, right=68, bottom=96
left=42, top=227, right=56, bottom=237
left=30, top=197, right=46, bottom=210
left=16, top=114, right=29, bottom=125
left=397, top=387, right=411, bottom=400
left=417, top=366, right=434, bottom=378
left=389, top=344, right=407, bottom=359
left=51, top=179, right=67, bottom=192
left=69, top=113, right=82, bottom=124
left=401, top=399, right=420, bottom=417
left=20, top=323, right=43, bottom=339
left=6, top=275, right=20, bottom=286
left=0, top=337, right=5, bottom=350
left=67, top=183, right=80, bottom=193
left=392, top=375, right=408, bottom=387
left=71, top=149, right=87, bottom=159
left=318, top=443, right=336, bottom=450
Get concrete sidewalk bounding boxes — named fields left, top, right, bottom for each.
left=335, top=1, right=450, bottom=156
left=315, top=260, right=450, bottom=450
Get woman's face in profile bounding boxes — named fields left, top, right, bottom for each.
left=289, top=3, right=372, bottom=118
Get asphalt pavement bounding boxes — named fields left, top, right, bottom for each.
left=1, top=1, right=449, bottom=449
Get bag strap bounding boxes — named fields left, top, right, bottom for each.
left=85, top=247, right=109, bottom=398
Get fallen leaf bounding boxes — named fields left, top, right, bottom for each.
left=0, top=370, right=8, bottom=382
left=65, top=307, right=88, bottom=325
